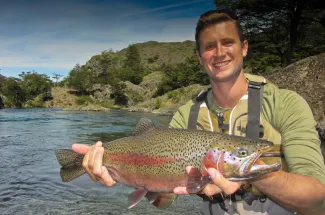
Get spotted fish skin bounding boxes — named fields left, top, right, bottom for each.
left=103, top=124, right=277, bottom=191
left=55, top=117, right=281, bottom=208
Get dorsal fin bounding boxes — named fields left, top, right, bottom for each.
left=132, top=117, right=155, bottom=136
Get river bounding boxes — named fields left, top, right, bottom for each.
left=0, top=108, right=202, bottom=215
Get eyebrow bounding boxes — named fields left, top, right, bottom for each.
left=203, top=37, right=236, bottom=44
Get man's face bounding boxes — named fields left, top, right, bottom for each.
left=197, top=21, right=248, bottom=83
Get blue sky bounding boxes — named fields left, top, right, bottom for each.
left=0, top=0, right=216, bottom=80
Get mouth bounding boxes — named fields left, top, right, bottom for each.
left=212, top=60, right=231, bottom=69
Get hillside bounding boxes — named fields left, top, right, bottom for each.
left=119, top=40, right=196, bottom=65
left=44, top=87, right=77, bottom=108
left=86, top=40, right=196, bottom=71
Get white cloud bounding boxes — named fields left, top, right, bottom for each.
left=0, top=0, right=209, bottom=72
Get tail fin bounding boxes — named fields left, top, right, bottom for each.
left=55, top=149, right=85, bottom=182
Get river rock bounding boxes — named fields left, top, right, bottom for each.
left=92, top=84, right=112, bottom=102
left=139, top=71, right=165, bottom=97
left=123, top=81, right=146, bottom=106
left=266, top=53, right=325, bottom=126
left=265, top=53, right=325, bottom=157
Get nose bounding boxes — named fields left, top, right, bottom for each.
left=214, top=44, right=225, bottom=57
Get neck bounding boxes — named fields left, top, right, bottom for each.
left=210, top=72, right=248, bottom=108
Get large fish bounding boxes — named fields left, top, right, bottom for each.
left=55, top=117, right=281, bottom=209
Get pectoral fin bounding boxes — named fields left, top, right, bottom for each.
left=186, top=167, right=211, bottom=193
left=128, top=188, right=148, bottom=209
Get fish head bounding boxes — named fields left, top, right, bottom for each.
left=202, top=137, right=281, bottom=181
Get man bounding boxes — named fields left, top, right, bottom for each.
left=72, top=9, right=325, bottom=215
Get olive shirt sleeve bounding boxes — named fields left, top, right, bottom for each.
left=169, top=99, right=194, bottom=129
left=262, top=86, right=325, bottom=186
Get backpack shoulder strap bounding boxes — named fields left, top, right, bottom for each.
left=187, top=89, right=210, bottom=129
left=246, top=81, right=266, bottom=139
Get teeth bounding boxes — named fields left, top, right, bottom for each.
left=213, top=62, right=228, bottom=67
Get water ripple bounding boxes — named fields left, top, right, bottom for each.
left=0, top=109, right=204, bottom=215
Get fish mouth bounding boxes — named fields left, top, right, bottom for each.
left=240, top=152, right=281, bottom=180
left=244, top=152, right=262, bottom=174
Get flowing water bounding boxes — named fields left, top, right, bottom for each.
left=0, top=108, right=202, bottom=215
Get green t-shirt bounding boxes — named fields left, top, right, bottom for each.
left=169, top=74, right=325, bottom=186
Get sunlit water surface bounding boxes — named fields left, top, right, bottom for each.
left=0, top=108, right=202, bottom=215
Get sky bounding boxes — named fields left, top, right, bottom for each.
left=0, top=0, right=216, bottom=80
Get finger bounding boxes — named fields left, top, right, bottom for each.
left=82, top=146, right=98, bottom=181
left=173, top=186, right=190, bottom=195
left=92, top=147, right=104, bottom=178
left=98, top=166, right=116, bottom=187
left=88, top=144, right=99, bottom=172
left=207, top=169, right=241, bottom=195
left=72, top=143, right=90, bottom=155
left=202, top=183, right=222, bottom=196
left=95, top=141, right=103, bottom=147
left=87, top=142, right=103, bottom=172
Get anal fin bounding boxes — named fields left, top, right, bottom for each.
left=128, top=188, right=148, bottom=209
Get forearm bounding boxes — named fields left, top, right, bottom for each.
left=252, top=170, right=325, bottom=215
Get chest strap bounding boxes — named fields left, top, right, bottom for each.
left=188, top=89, right=210, bottom=129
left=188, top=81, right=265, bottom=136
left=247, top=81, right=265, bottom=139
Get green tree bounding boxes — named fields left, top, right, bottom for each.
left=67, top=64, right=94, bottom=94
left=2, top=78, right=26, bottom=107
left=94, top=50, right=120, bottom=85
left=19, top=71, right=52, bottom=101
left=110, top=82, right=128, bottom=105
left=0, top=74, right=6, bottom=92
left=118, top=67, right=142, bottom=85
left=155, top=54, right=209, bottom=96
left=214, top=0, right=325, bottom=66
left=121, top=44, right=144, bottom=84
left=52, top=73, right=63, bottom=86
left=124, top=44, right=142, bottom=71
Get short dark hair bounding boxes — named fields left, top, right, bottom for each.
left=195, top=9, right=244, bottom=52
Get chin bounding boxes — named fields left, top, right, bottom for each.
left=210, top=70, right=241, bottom=83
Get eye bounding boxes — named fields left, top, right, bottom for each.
left=205, top=43, right=215, bottom=50
left=223, top=40, right=234, bottom=46
left=236, top=148, right=248, bottom=158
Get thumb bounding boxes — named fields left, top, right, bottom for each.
left=207, top=168, right=242, bottom=195
left=207, top=168, right=221, bottom=182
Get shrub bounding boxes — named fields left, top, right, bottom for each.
left=75, top=95, right=93, bottom=105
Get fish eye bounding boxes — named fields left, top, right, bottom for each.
left=236, top=148, right=248, bottom=157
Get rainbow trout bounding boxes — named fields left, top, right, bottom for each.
left=55, top=118, right=281, bottom=209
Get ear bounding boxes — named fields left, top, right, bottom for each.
left=242, top=40, right=248, bottom=57
left=196, top=50, right=202, bottom=65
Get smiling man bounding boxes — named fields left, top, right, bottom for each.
left=72, top=9, right=325, bottom=215
left=169, top=9, right=325, bottom=215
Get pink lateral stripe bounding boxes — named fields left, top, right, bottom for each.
left=107, top=153, right=177, bottom=166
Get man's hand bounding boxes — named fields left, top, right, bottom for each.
left=173, top=166, right=242, bottom=196
left=72, top=141, right=116, bottom=187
